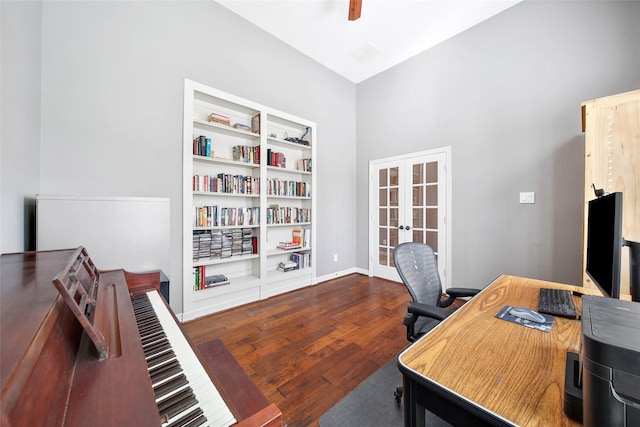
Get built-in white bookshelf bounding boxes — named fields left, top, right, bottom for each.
left=182, top=79, right=316, bottom=321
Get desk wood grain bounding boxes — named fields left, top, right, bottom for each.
left=399, top=275, right=599, bottom=426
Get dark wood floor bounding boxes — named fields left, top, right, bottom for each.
left=183, top=273, right=411, bottom=427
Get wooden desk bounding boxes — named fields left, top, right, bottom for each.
left=398, top=275, right=598, bottom=427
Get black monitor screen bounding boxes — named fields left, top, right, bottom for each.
left=586, top=192, right=623, bottom=298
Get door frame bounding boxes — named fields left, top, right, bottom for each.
left=368, top=146, right=452, bottom=289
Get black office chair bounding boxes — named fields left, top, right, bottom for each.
left=393, top=242, right=480, bottom=404
left=394, top=242, right=480, bottom=342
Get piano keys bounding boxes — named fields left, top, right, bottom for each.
left=1, top=247, right=282, bottom=427
left=132, top=291, right=235, bottom=427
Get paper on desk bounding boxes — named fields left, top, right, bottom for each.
left=495, top=305, right=554, bottom=333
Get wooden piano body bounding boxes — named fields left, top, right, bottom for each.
left=1, top=248, right=281, bottom=427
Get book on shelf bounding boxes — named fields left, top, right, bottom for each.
left=251, top=113, right=260, bottom=134
left=292, top=229, right=303, bottom=245
left=303, top=229, right=311, bottom=248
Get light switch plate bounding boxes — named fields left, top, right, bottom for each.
left=519, top=192, right=535, bottom=204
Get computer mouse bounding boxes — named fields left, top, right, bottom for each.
left=509, top=307, right=547, bottom=324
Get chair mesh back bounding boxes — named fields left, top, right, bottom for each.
left=393, top=242, right=442, bottom=307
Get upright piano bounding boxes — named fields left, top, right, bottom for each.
left=1, top=247, right=282, bottom=427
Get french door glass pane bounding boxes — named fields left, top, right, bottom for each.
left=379, top=169, right=387, bottom=187
left=413, top=163, right=423, bottom=184
left=412, top=186, right=423, bottom=205
left=379, top=228, right=387, bottom=245
left=426, top=162, right=437, bottom=183
left=379, top=189, right=387, bottom=206
left=389, top=188, right=398, bottom=206
left=426, top=208, right=438, bottom=229
left=379, top=247, right=388, bottom=265
left=389, top=167, right=399, bottom=186
left=426, top=185, right=438, bottom=206
left=413, top=208, right=423, bottom=229
left=379, top=208, right=387, bottom=226
left=390, top=228, right=398, bottom=247
left=389, top=207, right=398, bottom=227
left=426, top=230, right=438, bottom=252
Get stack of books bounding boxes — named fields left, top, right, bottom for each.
left=207, top=112, right=231, bottom=126
left=278, top=261, right=298, bottom=272
left=277, top=241, right=301, bottom=250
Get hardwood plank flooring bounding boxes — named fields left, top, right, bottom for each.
left=183, top=273, right=411, bottom=427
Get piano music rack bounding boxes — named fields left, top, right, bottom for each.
left=51, top=246, right=108, bottom=360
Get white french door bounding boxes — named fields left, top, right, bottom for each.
left=368, top=147, right=451, bottom=288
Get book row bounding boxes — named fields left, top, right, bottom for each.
left=278, top=252, right=311, bottom=272
left=266, top=206, right=311, bottom=224
left=266, top=178, right=311, bottom=198
left=298, top=158, right=312, bottom=172
left=193, top=228, right=255, bottom=262
left=232, top=145, right=260, bottom=164
left=193, top=174, right=260, bottom=195
left=193, top=206, right=260, bottom=228
left=193, top=135, right=213, bottom=157
left=266, top=148, right=286, bottom=168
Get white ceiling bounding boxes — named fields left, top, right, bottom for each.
left=216, top=0, right=522, bottom=83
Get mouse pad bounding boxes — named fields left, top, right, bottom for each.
left=495, top=305, right=554, bottom=332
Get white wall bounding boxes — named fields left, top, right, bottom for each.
left=356, top=1, right=640, bottom=287
left=2, top=1, right=356, bottom=312
left=1, top=0, right=42, bottom=253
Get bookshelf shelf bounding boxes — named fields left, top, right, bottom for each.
left=193, top=118, right=260, bottom=139
left=267, top=137, right=312, bottom=151
left=267, top=166, right=311, bottom=175
left=193, top=191, right=260, bottom=198
left=193, top=253, right=260, bottom=267
left=183, top=79, right=316, bottom=321
left=266, top=247, right=310, bottom=257
left=193, top=155, right=260, bottom=168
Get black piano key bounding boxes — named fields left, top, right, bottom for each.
left=166, top=408, right=207, bottom=427
left=157, top=388, right=198, bottom=419
left=154, top=373, right=189, bottom=400
left=146, top=349, right=176, bottom=369
left=141, top=330, right=167, bottom=345
left=149, top=359, right=182, bottom=384
left=143, top=340, right=171, bottom=357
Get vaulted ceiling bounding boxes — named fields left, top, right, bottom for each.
left=216, top=0, right=522, bottom=83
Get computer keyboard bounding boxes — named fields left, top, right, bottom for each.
left=538, top=288, right=577, bottom=319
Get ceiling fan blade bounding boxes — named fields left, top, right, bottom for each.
left=349, top=0, right=362, bottom=21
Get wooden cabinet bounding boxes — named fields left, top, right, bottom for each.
left=182, top=79, right=316, bottom=321
left=581, top=89, right=640, bottom=295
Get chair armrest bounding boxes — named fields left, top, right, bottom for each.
left=407, top=302, right=451, bottom=321
left=446, top=287, right=480, bottom=298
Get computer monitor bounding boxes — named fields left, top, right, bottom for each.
left=586, top=192, right=623, bottom=299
